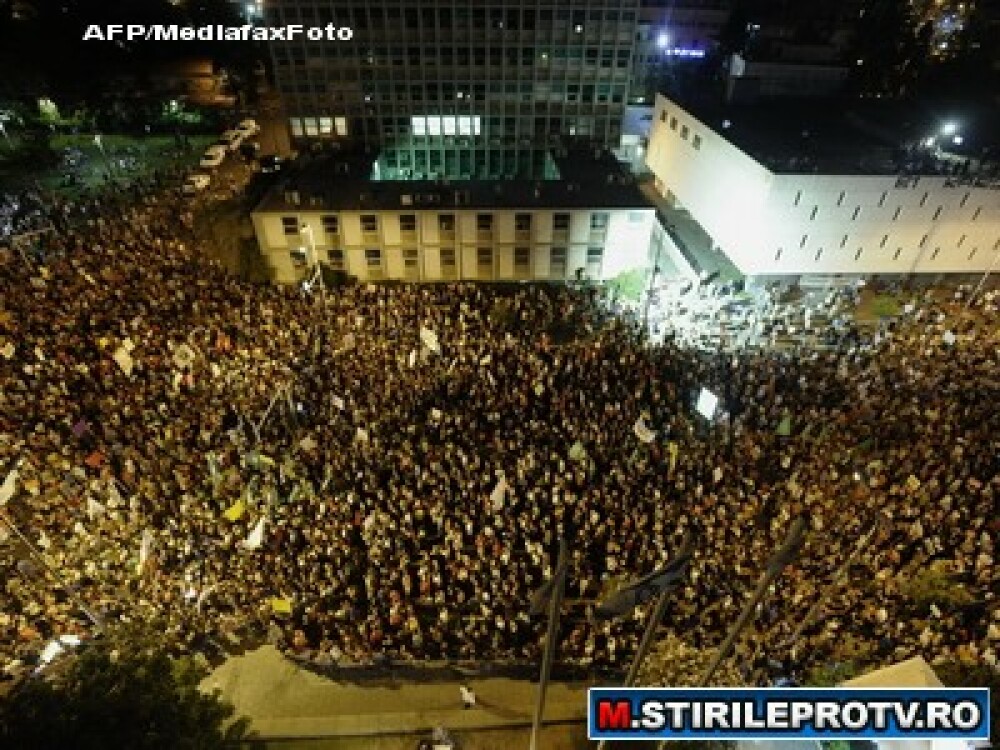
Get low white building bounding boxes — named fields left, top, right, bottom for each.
left=645, top=94, right=1000, bottom=278
left=251, top=151, right=660, bottom=284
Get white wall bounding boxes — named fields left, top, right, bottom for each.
left=253, top=207, right=657, bottom=284
left=646, top=95, right=773, bottom=266
left=645, top=94, right=1000, bottom=275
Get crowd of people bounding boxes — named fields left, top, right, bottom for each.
left=1, top=174, right=997, bottom=693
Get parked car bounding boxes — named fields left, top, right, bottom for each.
left=199, top=146, right=227, bottom=169
left=235, top=118, right=260, bottom=138
left=182, top=173, right=211, bottom=194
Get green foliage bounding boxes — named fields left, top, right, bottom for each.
left=934, top=660, right=999, bottom=742
left=0, top=624, right=248, bottom=750
left=871, top=295, right=902, bottom=319
left=806, top=660, right=864, bottom=687
left=901, top=560, right=975, bottom=608
left=608, top=268, right=649, bottom=303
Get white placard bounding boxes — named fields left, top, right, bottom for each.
left=696, top=387, right=719, bottom=420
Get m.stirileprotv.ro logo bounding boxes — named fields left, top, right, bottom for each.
left=588, top=688, right=990, bottom=741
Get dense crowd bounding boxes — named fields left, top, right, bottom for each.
left=1, top=177, right=997, bottom=692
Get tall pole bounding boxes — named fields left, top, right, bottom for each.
left=780, top=517, right=882, bottom=653
left=643, top=232, right=664, bottom=332
left=654, top=516, right=806, bottom=750
left=967, top=242, right=1000, bottom=308
left=529, top=538, right=568, bottom=750
left=0, top=510, right=104, bottom=633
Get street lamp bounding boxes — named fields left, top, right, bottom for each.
left=941, top=121, right=958, bottom=136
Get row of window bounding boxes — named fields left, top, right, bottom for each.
left=298, top=246, right=604, bottom=275
left=792, top=189, right=984, bottom=220
left=282, top=212, right=614, bottom=235
left=660, top=109, right=701, bottom=150
left=288, top=115, right=623, bottom=139
left=276, top=46, right=633, bottom=65
left=271, top=7, right=637, bottom=30
left=775, top=246, right=989, bottom=263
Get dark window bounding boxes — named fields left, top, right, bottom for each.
left=400, top=214, right=417, bottom=231
left=282, top=217, right=300, bottom=235
left=439, top=214, right=455, bottom=231
left=477, top=213, right=493, bottom=231
left=515, top=213, right=532, bottom=231
left=361, top=214, right=378, bottom=232
left=553, top=213, right=570, bottom=231
left=365, top=248, right=381, bottom=266
left=590, top=212, right=608, bottom=230
left=321, top=215, right=339, bottom=234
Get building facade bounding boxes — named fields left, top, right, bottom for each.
left=631, top=0, right=732, bottom=101
left=254, top=203, right=658, bottom=284
left=645, top=94, right=1000, bottom=276
left=265, top=0, right=640, bottom=179
left=251, top=152, right=659, bottom=284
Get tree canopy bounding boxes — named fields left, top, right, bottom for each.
left=0, top=628, right=247, bottom=750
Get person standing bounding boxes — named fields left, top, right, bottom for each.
left=459, top=684, right=476, bottom=709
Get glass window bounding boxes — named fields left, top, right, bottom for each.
left=399, top=214, right=417, bottom=231
left=321, top=215, right=339, bottom=234
left=439, top=214, right=455, bottom=231
left=477, top=213, right=493, bottom=231
left=590, top=212, right=608, bottom=230
left=361, top=215, right=378, bottom=232
left=282, top=217, right=300, bottom=235
left=553, top=213, right=570, bottom=231
left=365, top=248, right=381, bottom=267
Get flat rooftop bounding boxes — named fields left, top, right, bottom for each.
left=676, top=96, right=1000, bottom=176
left=254, top=149, right=654, bottom=213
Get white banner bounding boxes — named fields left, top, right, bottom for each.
left=0, top=468, right=18, bottom=506
left=113, top=346, right=134, bottom=376
left=633, top=416, right=656, bottom=444
left=420, top=326, right=441, bottom=355
left=490, top=476, right=508, bottom=511
left=242, top=516, right=267, bottom=550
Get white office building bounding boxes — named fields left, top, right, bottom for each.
left=251, top=151, right=664, bottom=284
left=645, top=94, right=1000, bottom=278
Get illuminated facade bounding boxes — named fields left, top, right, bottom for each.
left=646, top=94, right=1000, bottom=276
left=265, top=0, right=640, bottom=178
left=250, top=152, right=662, bottom=283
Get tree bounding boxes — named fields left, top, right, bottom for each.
left=934, top=660, right=999, bottom=743
left=0, top=625, right=248, bottom=750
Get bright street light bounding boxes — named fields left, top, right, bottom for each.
left=941, top=121, right=958, bottom=136
left=657, top=32, right=670, bottom=49
left=952, top=135, right=964, bottom=146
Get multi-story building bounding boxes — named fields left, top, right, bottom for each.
left=251, top=150, right=667, bottom=284
left=631, top=0, right=733, bottom=101
left=265, top=0, right=640, bottom=179
left=645, top=93, right=1000, bottom=278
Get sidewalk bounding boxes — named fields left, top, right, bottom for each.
left=201, top=646, right=588, bottom=740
